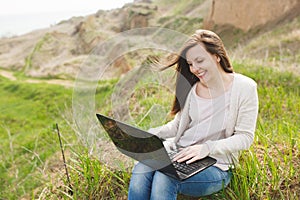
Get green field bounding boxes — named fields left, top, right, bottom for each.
left=0, top=60, right=299, bottom=199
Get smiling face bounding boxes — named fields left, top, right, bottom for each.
left=186, top=43, right=222, bottom=85
left=168, top=29, right=233, bottom=114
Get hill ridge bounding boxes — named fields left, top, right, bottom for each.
left=0, top=0, right=299, bottom=79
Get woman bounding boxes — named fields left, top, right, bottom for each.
left=128, top=29, right=259, bottom=199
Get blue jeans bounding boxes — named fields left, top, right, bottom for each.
left=128, top=162, right=232, bottom=200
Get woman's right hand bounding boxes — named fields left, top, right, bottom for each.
left=172, top=144, right=210, bottom=164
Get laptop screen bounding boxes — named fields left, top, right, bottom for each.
left=99, top=114, right=164, bottom=153
left=97, top=114, right=173, bottom=171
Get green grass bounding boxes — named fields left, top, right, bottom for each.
left=60, top=150, right=131, bottom=199
left=153, top=0, right=206, bottom=35
left=51, top=61, right=298, bottom=200
left=158, top=16, right=204, bottom=35
left=153, top=0, right=205, bottom=16
left=226, top=61, right=300, bottom=200
left=0, top=76, right=73, bottom=199
left=0, top=59, right=299, bottom=199
left=0, top=75, right=118, bottom=199
left=236, top=16, right=300, bottom=68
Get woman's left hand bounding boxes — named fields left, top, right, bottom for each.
left=173, top=144, right=210, bottom=164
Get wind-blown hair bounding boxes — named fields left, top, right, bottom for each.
left=164, top=29, right=234, bottom=115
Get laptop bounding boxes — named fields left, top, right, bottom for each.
left=96, top=113, right=217, bottom=180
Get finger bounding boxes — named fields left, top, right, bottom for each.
left=177, top=154, right=195, bottom=163
left=186, top=152, right=208, bottom=164
left=172, top=149, right=188, bottom=161
left=172, top=152, right=185, bottom=161
left=185, top=156, right=200, bottom=164
left=173, top=153, right=187, bottom=162
left=173, top=147, right=195, bottom=161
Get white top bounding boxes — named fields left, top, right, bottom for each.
left=177, top=85, right=231, bottom=147
left=148, top=73, right=259, bottom=170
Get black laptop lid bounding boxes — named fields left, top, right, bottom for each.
left=96, top=114, right=173, bottom=171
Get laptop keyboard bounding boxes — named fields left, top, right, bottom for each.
left=169, top=152, right=209, bottom=174
left=173, top=160, right=207, bottom=174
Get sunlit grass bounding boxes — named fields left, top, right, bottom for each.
left=53, top=61, right=299, bottom=200
left=0, top=77, right=74, bottom=199
left=0, top=59, right=299, bottom=199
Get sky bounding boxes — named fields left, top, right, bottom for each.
left=0, top=0, right=134, bottom=37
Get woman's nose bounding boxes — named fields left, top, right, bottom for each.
left=191, top=64, right=201, bottom=70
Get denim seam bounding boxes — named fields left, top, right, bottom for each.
left=180, top=179, right=225, bottom=184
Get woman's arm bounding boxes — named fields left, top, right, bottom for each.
left=148, top=112, right=182, bottom=139
left=205, top=82, right=259, bottom=155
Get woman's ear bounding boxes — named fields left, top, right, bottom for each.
left=215, top=55, right=221, bottom=62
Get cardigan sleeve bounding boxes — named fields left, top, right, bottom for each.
left=147, top=111, right=182, bottom=139
left=205, top=78, right=259, bottom=155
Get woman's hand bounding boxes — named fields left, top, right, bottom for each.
left=173, top=144, right=210, bottom=164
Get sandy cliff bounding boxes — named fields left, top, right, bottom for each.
left=205, top=0, right=300, bottom=31
left=0, top=0, right=299, bottom=79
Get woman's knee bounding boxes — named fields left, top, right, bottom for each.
left=150, top=171, right=178, bottom=199
left=179, top=167, right=232, bottom=197
left=128, top=163, right=155, bottom=199
left=132, top=162, right=156, bottom=174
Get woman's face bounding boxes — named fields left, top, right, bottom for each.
left=186, top=43, right=221, bottom=84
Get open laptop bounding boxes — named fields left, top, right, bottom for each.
left=96, top=113, right=216, bottom=180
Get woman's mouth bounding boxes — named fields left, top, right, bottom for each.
left=197, top=71, right=206, bottom=78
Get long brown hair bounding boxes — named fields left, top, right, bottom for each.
left=164, top=29, right=234, bottom=115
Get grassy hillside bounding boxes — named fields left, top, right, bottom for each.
left=0, top=76, right=117, bottom=199
left=1, top=57, right=299, bottom=199
left=72, top=62, right=299, bottom=200
left=233, top=16, right=300, bottom=75
left=230, top=63, right=299, bottom=199
left=0, top=2, right=299, bottom=198
left=0, top=77, right=72, bottom=198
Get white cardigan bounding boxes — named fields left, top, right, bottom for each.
left=149, top=73, right=259, bottom=170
